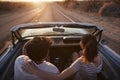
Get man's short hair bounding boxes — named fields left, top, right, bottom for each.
left=24, top=37, right=53, bottom=63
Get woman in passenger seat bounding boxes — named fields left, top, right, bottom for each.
left=22, top=34, right=102, bottom=80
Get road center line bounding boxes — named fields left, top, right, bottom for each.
left=56, top=9, right=75, bottom=23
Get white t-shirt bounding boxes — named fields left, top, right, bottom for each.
left=14, top=55, right=59, bottom=80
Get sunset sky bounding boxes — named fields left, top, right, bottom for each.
left=0, top=0, right=64, bottom=2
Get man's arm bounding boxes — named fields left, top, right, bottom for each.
left=22, top=61, right=76, bottom=80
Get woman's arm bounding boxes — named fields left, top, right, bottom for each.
left=94, top=55, right=102, bottom=67
left=72, top=51, right=82, bottom=61
left=59, top=67, right=76, bottom=80
left=22, top=61, right=76, bottom=80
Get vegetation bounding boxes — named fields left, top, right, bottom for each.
left=112, top=0, right=120, bottom=5
left=60, top=0, right=120, bottom=17
left=98, top=1, right=120, bottom=17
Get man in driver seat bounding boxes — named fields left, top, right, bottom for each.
left=14, top=37, right=59, bottom=80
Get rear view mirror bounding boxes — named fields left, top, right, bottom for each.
left=53, top=27, right=65, bottom=32
left=101, top=39, right=108, bottom=45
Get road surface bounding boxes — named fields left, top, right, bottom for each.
left=0, top=2, right=119, bottom=54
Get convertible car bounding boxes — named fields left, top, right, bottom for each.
left=0, top=22, right=120, bottom=80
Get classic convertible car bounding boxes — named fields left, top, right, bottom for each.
left=0, top=22, right=120, bottom=80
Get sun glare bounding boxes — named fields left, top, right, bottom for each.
left=27, top=0, right=64, bottom=2
left=28, top=0, right=41, bottom=2
left=1, top=0, right=64, bottom=2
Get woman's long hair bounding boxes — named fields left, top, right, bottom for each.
left=81, top=34, right=98, bottom=62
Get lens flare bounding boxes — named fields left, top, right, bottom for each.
left=0, top=0, right=64, bottom=2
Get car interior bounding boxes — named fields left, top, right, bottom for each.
left=1, top=36, right=116, bottom=80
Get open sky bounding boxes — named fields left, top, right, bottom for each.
left=0, top=0, right=64, bottom=2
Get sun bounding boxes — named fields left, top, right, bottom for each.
left=0, top=0, right=64, bottom=2
left=28, top=0, right=41, bottom=2
left=25, top=0, right=64, bottom=2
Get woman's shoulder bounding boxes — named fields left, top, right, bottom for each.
left=94, top=54, right=103, bottom=73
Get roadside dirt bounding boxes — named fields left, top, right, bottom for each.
left=60, top=7, right=120, bottom=54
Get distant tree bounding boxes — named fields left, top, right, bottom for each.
left=64, top=0, right=76, bottom=8
left=111, top=0, right=120, bottom=5
left=98, top=1, right=120, bottom=17
left=83, top=0, right=102, bottom=12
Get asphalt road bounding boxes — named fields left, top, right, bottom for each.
left=0, top=3, right=70, bottom=48
left=0, top=2, right=119, bottom=54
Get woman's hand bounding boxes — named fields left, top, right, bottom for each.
left=72, top=51, right=82, bottom=61
left=22, top=60, right=39, bottom=75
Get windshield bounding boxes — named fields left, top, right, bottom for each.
left=19, top=27, right=95, bottom=38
